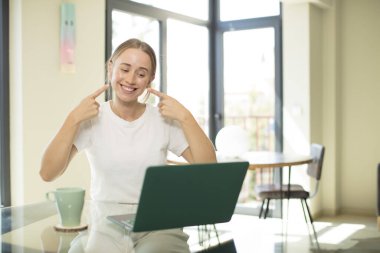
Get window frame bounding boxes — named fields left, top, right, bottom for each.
left=212, top=3, right=283, bottom=151
left=0, top=0, right=10, bottom=207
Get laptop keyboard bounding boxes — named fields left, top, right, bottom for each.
left=121, top=216, right=135, bottom=229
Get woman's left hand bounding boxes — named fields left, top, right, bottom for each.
left=148, top=88, right=217, bottom=163
left=148, top=88, right=191, bottom=123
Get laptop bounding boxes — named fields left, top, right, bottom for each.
left=107, top=161, right=249, bottom=232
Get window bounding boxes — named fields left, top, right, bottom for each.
left=106, top=0, right=282, bottom=216
left=220, top=0, right=280, bottom=21
left=166, top=19, right=209, bottom=132
left=130, top=0, right=208, bottom=20
left=223, top=28, right=276, bottom=151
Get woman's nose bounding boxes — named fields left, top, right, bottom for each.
left=123, top=72, right=135, bottom=84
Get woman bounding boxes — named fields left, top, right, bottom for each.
left=40, top=38, right=216, bottom=252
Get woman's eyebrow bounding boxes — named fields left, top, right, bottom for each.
left=137, top=67, right=149, bottom=72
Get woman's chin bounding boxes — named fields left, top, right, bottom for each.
left=116, top=94, right=140, bottom=104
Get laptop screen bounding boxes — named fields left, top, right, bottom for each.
left=132, top=161, right=249, bottom=232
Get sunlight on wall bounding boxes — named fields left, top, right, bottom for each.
left=283, top=108, right=309, bottom=155
left=283, top=107, right=310, bottom=189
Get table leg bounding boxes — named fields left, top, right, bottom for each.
left=279, top=165, right=292, bottom=219
left=280, top=166, right=283, bottom=219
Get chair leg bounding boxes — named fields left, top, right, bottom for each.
left=197, top=224, right=220, bottom=247
left=197, top=225, right=203, bottom=246
left=264, top=199, right=271, bottom=218
left=212, top=224, right=220, bottom=244
left=302, top=199, right=319, bottom=246
left=303, top=199, right=314, bottom=223
left=300, top=199, right=309, bottom=225
left=259, top=199, right=266, bottom=218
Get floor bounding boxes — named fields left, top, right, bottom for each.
left=184, top=210, right=380, bottom=253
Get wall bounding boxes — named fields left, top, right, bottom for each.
left=282, top=1, right=328, bottom=216
left=283, top=3, right=311, bottom=156
left=338, top=0, right=380, bottom=215
left=283, top=0, right=380, bottom=216
left=10, top=0, right=105, bottom=205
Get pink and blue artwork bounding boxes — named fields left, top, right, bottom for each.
left=60, top=3, right=76, bottom=73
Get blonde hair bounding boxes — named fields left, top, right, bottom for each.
left=106, top=38, right=157, bottom=101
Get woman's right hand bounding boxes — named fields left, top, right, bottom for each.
left=69, top=84, right=109, bottom=125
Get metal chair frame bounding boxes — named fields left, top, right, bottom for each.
left=255, top=143, right=325, bottom=243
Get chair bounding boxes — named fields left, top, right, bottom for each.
left=254, top=143, right=325, bottom=239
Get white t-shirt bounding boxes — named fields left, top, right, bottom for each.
left=74, top=101, right=189, bottom=203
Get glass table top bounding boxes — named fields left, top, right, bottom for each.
left=0, top=201, right=232, bottom=252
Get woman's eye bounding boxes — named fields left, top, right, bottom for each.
left=121, top=68, right=129, bottom=72
left=138, top=72, right=146, bottom=78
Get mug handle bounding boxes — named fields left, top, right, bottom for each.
left=46, top=191, right=55, bottom=201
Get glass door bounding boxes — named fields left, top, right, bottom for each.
left=223, top=28, right=278, bottom=215
left=223, top=28, right=275, bottom=151
left=166, top=19, right=209, bottom=133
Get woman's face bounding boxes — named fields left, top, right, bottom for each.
left=109, top=48, right=154, bottom=103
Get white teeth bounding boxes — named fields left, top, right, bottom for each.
left=121, top=85, right=135, bottom=92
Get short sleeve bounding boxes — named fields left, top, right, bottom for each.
left=73, top=120, right=92, bottom=152
left=168, top=120, right=189, bottom=157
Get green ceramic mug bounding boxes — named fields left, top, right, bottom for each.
left=46, top=187, right=85, bottom=227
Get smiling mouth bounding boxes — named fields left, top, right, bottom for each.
left=120, top=84, right=137, bottom=93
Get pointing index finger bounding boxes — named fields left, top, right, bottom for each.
left=90, top=84, right=109, bottom=98
left=148, top=88, right=166, bottom=98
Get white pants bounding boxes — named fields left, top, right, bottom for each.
left=131, top=229, right=190, bottom=253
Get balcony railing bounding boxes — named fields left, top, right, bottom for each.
left=197, top=115, right=275, bottom=151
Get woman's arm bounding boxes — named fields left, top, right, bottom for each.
left=177, top=112, right=216, bottom=164
left=40, top=84, right=109, bottom=181
left=40, top=116, right=79, bottom=181
left=148, top=88, right=217, bottom=164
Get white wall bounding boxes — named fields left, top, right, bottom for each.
left=338, top=0, right=380, bottom=215
left=283, top=0, right=380, bottom=216
left=10, top=0, right=105, bottom=205
left=283, top=3, right=311, bottom=156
